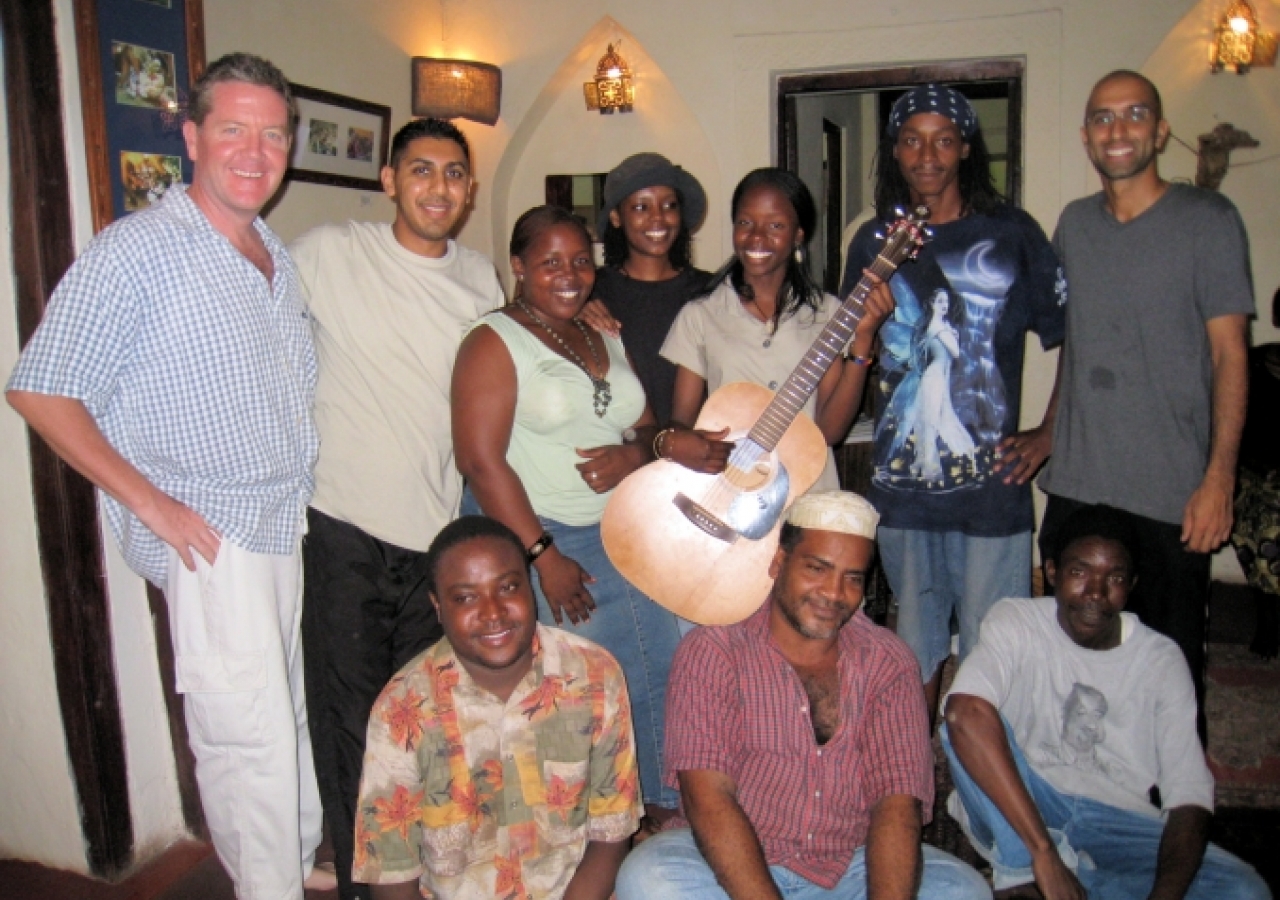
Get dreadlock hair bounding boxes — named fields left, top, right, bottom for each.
left=704, top=167, right=823, bottom=330
left=872, top=123, right=1004, bottom=222
left=424, top=515, right=528, bottom=598
left=601, top=218, right=694, bottom=271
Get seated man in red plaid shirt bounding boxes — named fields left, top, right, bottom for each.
left=616, top=491, right=991, bottom=900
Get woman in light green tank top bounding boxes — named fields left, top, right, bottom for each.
left=452, top=206, right=718, bottom=820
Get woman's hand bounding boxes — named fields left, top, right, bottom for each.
left=576, top=299, right=622, bottom=339
left=660, top=427, right=734, bottom=474
left=534, top=547, right=597, bottom=625
left=576, top=443, right=649, bottom=492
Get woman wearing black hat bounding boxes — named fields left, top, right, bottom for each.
left=589, top=153, right=717, bottom=430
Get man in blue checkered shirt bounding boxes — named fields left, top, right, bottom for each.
left=7, top=54, right=329, bottom=899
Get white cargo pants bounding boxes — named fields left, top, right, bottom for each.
left=166, top=540, right=323, bottom=900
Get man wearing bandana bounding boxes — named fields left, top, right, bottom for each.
left=842, top=85, right=1067, bottom=721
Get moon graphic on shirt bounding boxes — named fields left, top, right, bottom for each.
left=962, top=240, right=1008, bottom=293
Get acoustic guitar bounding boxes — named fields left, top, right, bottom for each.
left=601, top=209, right=928, bottom=625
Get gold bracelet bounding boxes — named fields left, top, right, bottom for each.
left=652, top=427, right=675, bottom=460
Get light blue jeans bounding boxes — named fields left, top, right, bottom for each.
left=941, top=721, right=1271, bottom=900
left=461, top=491, right=681, bottom=808
left=617, top=827, right=991, bottom=900
left=879, top=529, right=1030, bottom=681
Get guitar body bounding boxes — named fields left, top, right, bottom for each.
left=601, top=382, right=827, bottom=625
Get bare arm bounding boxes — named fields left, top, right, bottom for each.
left=562, top=838, right=631, bottom=900
left=451, top=325, right=596, bottom=624
left=1182, top=313, right=1248, bottom=553
left=670, top=364, right=708, bottom=429
left=679, top=768, right=783, bottom=900
left=865, top=795, right=922, bottom=900
left=7, top=390, right=220, bottom=569
left=369, top=882, right=422, bottom=900
left=944, top=694, right=1085, bottom=900
left=1147, top=806, right=1210, bottom=900
left=996, top=347, right=1063, bottom=485
left=813, top=277, right=895, bottom=444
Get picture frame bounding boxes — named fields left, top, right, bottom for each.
left=286, top=84, right=391, bottom=192
left=73, top=0, right=206, bottom=230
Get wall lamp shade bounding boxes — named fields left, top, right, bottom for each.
left=1210, top=0, right=1277, bottom=73
left=583, top=44, right=634, bottom=114
left=412, top=57, right=501, bottom=125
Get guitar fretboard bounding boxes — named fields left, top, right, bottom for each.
left=745, top=233, right=915, bottom=452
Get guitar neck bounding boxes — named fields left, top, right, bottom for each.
left=746, top=251, right=901, bottom=452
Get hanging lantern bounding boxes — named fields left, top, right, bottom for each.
left=583, top=44, right=634, bottom=114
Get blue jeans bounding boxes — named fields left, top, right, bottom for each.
left=461, top=491, right=681, bottom=808
left=617, top=827, right=991, bottom=900
left=941, top=721, right=1270, bottom=899
left=879, top=529, right=1030, bottom=680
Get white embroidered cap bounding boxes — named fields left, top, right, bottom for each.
left=785, top=491, right=879, bottom=540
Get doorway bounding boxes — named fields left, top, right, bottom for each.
left=777, top=59, right=1024, bottom=294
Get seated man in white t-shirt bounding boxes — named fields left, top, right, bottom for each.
left=942, top=505, right=1269, bottom=900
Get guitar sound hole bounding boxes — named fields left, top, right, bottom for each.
left=723, top=460, right=773, bottom=492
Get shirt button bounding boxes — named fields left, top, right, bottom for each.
left=815, top=790, right=821, bottom=798
left=763, top=338, right=772, bottom=348
left=807, top=833, right=813, bottom=840
left=817, top=750, right=823, bottom=757
left=768, top=380, right=778, bottom=390
left=800, top=706, right=808, bottom=713
left=510, top=801, right=518, bottom=809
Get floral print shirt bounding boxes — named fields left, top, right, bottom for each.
left=353, top=625, right=641, bottom=900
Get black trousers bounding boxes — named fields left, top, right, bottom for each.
left=1039, top=495, right=1210, bottom=738
left=301, top=508, right=443, bottom=900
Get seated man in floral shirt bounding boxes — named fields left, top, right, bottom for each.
left=352, top=515, right=641, bottom=900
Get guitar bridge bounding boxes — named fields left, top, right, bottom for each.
left=673, top=493, right=739, bottom=544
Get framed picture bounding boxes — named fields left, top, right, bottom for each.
left=287, top=84, right=391, bottom=192
left=73, top=0, right=206, bottom=230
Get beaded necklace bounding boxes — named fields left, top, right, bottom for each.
left=515, top=297, right=612, bottom=417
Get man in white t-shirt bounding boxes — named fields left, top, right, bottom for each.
left=289, top=118, right=504, bottom=900
left=941, top=505, right=1268, bottom=900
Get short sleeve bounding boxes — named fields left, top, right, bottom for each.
left=946, top=599, right=1022, bottom=711
left=663, top=630, right=741, bottom=787
left=1192, top=197, right=1254, bottom=323
left=1151, top=649, right=1215, bottom=813
left=352, top=672, right=430, bottom=885
left=861, top=649, right=934, bottom=812
left=585, top=650, right=643, bottom=841
left=659, top=300, right=709, bottom=378
left=6, top=234, right=143, bottom=410
left=1013, top=210, right=1067, bottom=350
left=287, top=227, right=324, bottom=305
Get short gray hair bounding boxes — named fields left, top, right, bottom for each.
left=188, top=53, right=293, bottom=125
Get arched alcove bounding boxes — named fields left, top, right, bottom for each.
left=490, top=16, right=724, bottom=288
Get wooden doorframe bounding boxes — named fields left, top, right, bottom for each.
left=0, top=0, right=134, bottom=878
left=777, top=58, right=1025, bottom=207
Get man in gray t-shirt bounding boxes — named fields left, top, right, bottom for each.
left=1038, top=70, right=1252, bottom=724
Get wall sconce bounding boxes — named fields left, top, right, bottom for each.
left=412, top=57, right=502, bottom=125
left=583, top=44, right=634, bottom=114
left=1210, top=0, right=1278, bottom=73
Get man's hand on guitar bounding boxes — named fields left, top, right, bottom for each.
left=533, top=547, right=597, bottom=625
left=661, top=427, right=733, bottom=474
left=855, top=271, right=897, bottom=341
left=577, top=443, right=649, bottom=492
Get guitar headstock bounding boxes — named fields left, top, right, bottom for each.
left=880, top=205, right=930, bottom=265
